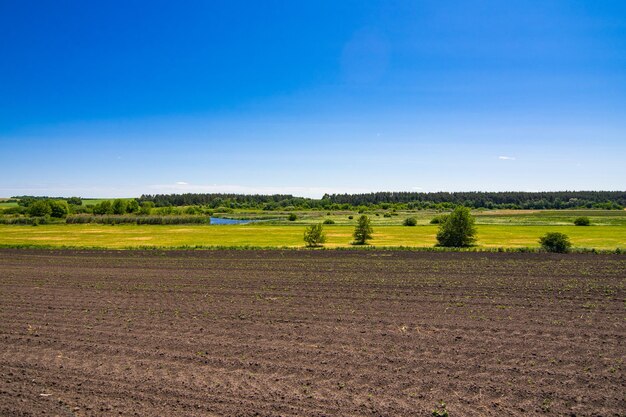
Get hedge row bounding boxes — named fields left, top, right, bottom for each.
left=65, top=215, right=211, bottom=225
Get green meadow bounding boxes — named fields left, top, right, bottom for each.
left=0, top=223, right=624, bottom=250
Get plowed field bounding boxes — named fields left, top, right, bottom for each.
left=1, top=249, right=624, bottom=416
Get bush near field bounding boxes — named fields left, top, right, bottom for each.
left=66, top=215, right=211, bottom=225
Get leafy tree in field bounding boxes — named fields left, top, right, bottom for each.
left=28, top=200, right=52, bottom=217
left=403, top=217, right=417, bottom=226
left=430, top=214, right=448, bottom=224
left=574, top=216, right=590, bottom=226
left=112, top=199, right=127, bottom=215
left=435, top=206, right=476, bottom=247
left=304, top=223, right=327, bottom=247
left=92, top=201, right=113, bottom=215
left=139, top=201, right=154, bottom=215
left=67, top=197, right=82, bottom=206
left=49, top=200, right=69, bottom=218
left=288, top=213, right=297, bottom=221
left=539, top=232, right=571, bottom=253
left=352, top=215, right=373, bottom=245
left=126, top=199, right=140, bottom=214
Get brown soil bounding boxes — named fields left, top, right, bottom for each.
left=0, top=249, right=624, bottom=416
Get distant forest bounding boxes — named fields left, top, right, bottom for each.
left=138, top=191, right=626, bottom=210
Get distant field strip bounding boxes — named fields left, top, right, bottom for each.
left=0, top=224, right=624, bottom=249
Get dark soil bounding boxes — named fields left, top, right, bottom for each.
left=0, top=249, right=624, bottom=416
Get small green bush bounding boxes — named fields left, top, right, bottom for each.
left=574, top=216, right=590, bottom=226
left=288, top=213, right=297, bottom=221
left=539, top=232, right=572, bottom=253
left=28, top=200, right=52, bottom=217
left=348, top=215, right=353, bottom=220
left=383, top=213, right=392, bottom=218
left=323, top=219, right=335, bottom=224
left=430, top=215, right=448, bottom=224
left=403, top=217, right=417, bottom=226
left=303, top=223, right=326, bottom=247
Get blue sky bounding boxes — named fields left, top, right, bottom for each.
left=1, top=0, right=625, bottom=198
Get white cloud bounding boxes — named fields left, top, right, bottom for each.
left=498, top=156, right=516, bottom=160
left=175, top=181, right=189, bottom=185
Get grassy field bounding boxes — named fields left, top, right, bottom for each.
left=285, top=209, right=626, bottom=226
left=0, top=223, right=624, bottom=250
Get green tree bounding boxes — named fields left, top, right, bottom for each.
left=49, top=200, right=69, bottom=218
left=435, top=206, right=476, bottom=247
left=539, top=232, right=571, bottom=253
left=303, top=223, right=327, bottom=247
left=28, top=200, right=52, bottom=217
left=92, top=200, right=113, bottom=215
left=574, top=216, right=590, bottom=226
left=66, top=197, right=82, bottom=206
left=126, top=199, right=140, bottom=214
left=352, top=215, right=373, bottom=245
left=112, top=199, right=127, bottom=215
left=403, top=217, right=417, bottom=226
left=139, top=201, right=154, bottom=215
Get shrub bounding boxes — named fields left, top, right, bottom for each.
left=112, top=199, right=128, bottom=215
left=303, top=223, right=326, bottom=247
left=92, top=201, right=113, bottom=215
left=2, top=206, right=27, bottom=215
left=539, top=232, right=571, bottom=253
left=430, top=215, right=448, bottom=224
left=28, top=200, right=52, bottom=217
left=435, top=206, right=476, bottom=247
left=403, top=217, right=417, bottom=226
left=288, top=213, right=297, bottom=221
left=323, top=219, right=335, bottom=224
left=352, top=215, right=373, bottom=245
left=65, top=215, right=211, bottom=225
left=66, top=197, right=82, bottom=206
left=138, top=201, right=154, bottom=215
left=574, top=216, right=590, bottom=226
left=126, top=199, right=140, bottom=213
left=383, top=213, right=392, bottom=218
left=49, top=200, right=69, bottom=218
left=348, top=215, right=353, bottom=220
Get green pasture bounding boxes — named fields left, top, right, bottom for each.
left=283, top=209, right=626, bottom=226
left=82, top=198, right=133, bottom=206
left=0, top=224, right=623, bottom=250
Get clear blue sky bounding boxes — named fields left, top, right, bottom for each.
left=1, top=0, right=625, bottom=198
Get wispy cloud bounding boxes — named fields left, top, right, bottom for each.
left=498, top=156, right=516, bottom=160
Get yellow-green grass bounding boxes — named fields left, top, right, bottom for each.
left=0, top=224, right=624, bottom=250
left=249, top=209, right=626, bottom=226
left=82, top=198, right=133, bottom=206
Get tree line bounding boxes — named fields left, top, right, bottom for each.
left=138, top=191, right=626, bottom=210
left=322, top=191, right=626, bottom=209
